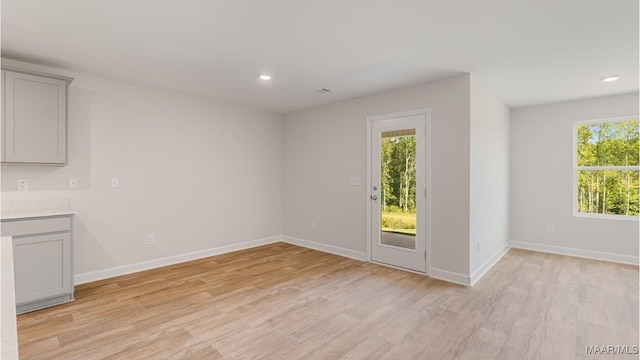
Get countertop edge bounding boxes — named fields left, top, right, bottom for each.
left=1, top=209, right=78, bottom=220
left=1, top=235, right=19, bottom=360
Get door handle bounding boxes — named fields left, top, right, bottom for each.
left=370, top=195, right=378, bottom=200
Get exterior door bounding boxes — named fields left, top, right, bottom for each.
left=368, top=110, right=429, bottom=273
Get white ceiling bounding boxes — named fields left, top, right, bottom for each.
left=2, top=0, right=638, bottom=114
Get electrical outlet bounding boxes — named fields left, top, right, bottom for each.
left=17, top=179, right=29, bottom=191
left=111, top=177, right=119, bottom=188
left=146, top=234, right=155, bottom=245
left=547, top=225, right=554, bottom=233
left=311, top=222, right=317, bottom=230
left=69, top=177, right=79, bottom=189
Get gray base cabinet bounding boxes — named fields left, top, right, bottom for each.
left=1, top=215, right=74, bottom=314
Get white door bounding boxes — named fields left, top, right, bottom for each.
left=368, top=110, right=429, bottom=273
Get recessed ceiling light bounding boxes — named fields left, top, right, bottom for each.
left=259, top=75, right=272, bottom=80
left=602, top=75, right=619, bottom=82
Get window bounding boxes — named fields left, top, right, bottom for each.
left=574, top=117, right=639, bottom=218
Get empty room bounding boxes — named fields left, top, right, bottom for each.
left=0, top=0, right=638, bottom=359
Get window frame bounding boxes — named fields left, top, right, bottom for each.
left=572, top=115, right=640, bottom=221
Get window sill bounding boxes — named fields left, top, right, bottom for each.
left=574, top=212, right=639, bottom=221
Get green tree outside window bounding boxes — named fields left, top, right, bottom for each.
left=576, top=119, right=639, bottom=216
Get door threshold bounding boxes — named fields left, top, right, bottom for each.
left=370, top=260, right=426, bottom=275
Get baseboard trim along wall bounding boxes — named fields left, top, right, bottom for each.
left=509, top=240, right=639, bottom=266
left=281, top=236, right=368, bottom=261
left=470, top=243, right=511, bottom=286
left=75, top=235, right=638, bottom=286
left=74, top=235, right=283, bottom=285
left=429, top=267, right=471, bottom=286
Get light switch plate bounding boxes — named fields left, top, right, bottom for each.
left=111, top=177, right=119, bottom=188
left=349, top=177, right=360, bottom=186
left=17, top=179, right=29, bottom=191
left=69, top=177, right=79, bottom=189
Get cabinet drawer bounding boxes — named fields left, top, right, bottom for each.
left=1, top=217, right=71, bottom=237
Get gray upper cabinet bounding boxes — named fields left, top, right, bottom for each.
left=1, top=67, right=73, bottom=165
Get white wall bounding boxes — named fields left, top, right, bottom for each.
left=7, top=59, right=629, bottom=288
left=1, top=60, right=284, bottom=281
left=469, top=76, right=510, bottom=280
left=511, top=93, right=639, bottom=264
left=283, top=74, right=472, bottom=279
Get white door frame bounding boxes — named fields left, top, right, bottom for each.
left=366, top=108, right=431, bottom=274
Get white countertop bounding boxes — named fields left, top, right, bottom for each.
left=1, top=208, right=77, bottom=220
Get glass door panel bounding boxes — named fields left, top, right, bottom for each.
left=380, top=129, right=417, bottom=250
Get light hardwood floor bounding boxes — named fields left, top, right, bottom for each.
left=17, top=243, right=639, bottom=359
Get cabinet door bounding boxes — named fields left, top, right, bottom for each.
left=13, top=233, right=72, bottom=305
left=3, top=71, right=67, bottom=164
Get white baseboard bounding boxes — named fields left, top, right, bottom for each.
left=76, top=235, right=636, bottom=289
left=429, top=267, right=471, bottom=286
left=281, top=236, right=367, bottom=261
left=509, top=240, right=639, bottom=266
left=470, top=243, right=510, bottom=286
left=74, top=235, right=282, bottom=285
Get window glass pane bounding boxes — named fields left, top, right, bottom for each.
left=577, top=120, right=639, bottom=167
left=577, top=170, right=640, bottom=216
